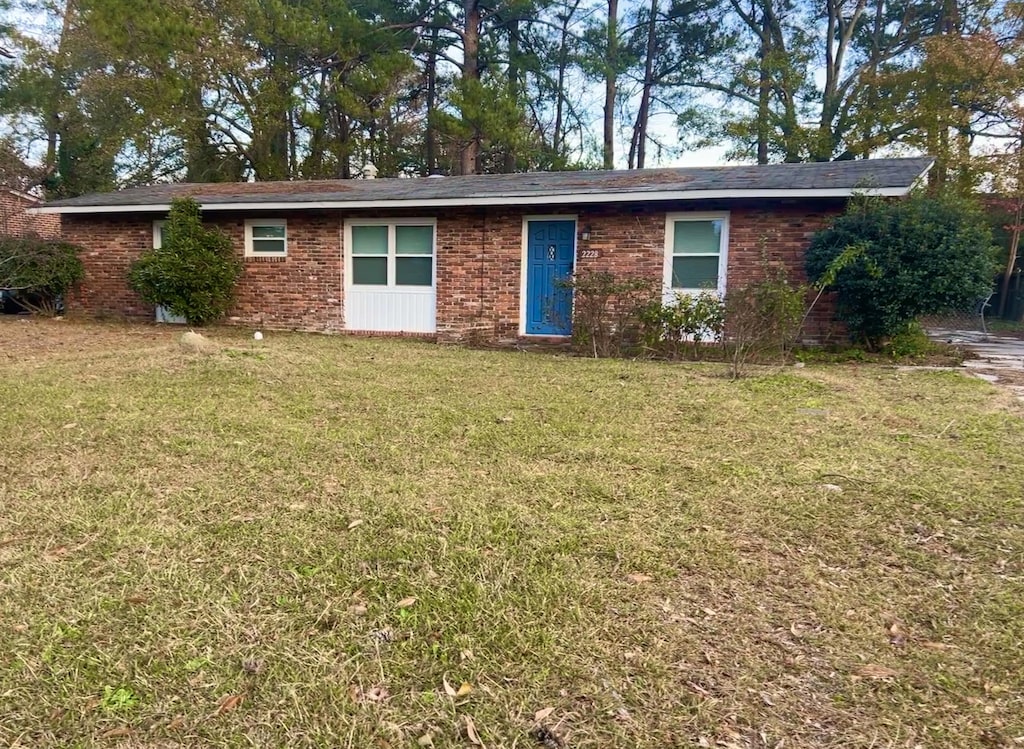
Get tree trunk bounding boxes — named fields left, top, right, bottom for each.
left=756, top=7, right=770, bottom=164
left=553, top=1, right=580, bottom=160
left=306, top=70, right=329, bottom=178
left=504, top=17, right=521, bottom=173
left=629, top=0, right=658, bottom=169
left=461, top=0, right=481, bottom=175
left=183, top=84, right=219, bottom=181
left=603, top=0, right=618, bottom=170
left=998, top=198, right=1022, bottom=318
left=338, top=112, right=351, bottom=179
left=43, top=0, right=76, bottom=193
left=425, top=25, right=440, bottom=174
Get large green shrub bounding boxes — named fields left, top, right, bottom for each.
left=0, top=235, right=84, bottom=315
left=128, top=197, right=242, bottom=325
left=806, top=193, right=998, bottom=347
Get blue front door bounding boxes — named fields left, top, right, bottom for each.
left=526, top=220, right=575, bottom=335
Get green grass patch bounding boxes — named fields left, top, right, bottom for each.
left=1, top=320, right=1022, bottom=747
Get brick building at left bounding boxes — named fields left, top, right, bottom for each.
left=1, top=188, right=61, bottom=238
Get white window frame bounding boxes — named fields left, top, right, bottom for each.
left=244, top=218, right=288, bottom=258
left=663, top=212, right=730, bottom=296
left=152, top=220, right=165, bottom=249
left=344, top=218, right=437, bottom=292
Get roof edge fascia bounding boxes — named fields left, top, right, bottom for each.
left=31, top=185, right=913, bottom=215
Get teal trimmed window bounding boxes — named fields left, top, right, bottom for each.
left=349, top=221, right=435, bottom=288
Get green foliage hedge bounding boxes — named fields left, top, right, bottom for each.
left=128, top=198, right=241, bottom=325
left=0, top=235, right=84, bottom=314
left=806, top=193, right=998, bottom=346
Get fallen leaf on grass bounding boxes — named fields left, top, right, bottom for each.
left=167, top=715, right=186, bottom=731
left=443, top=675, right=457, bottom=698
left=347, top=519, right=364, bottom=530
left=534, top=707, right=555, bottom=722
left=854, top=664, right=899, bottom=679
left=922, top=641, right=956, bottom=651
left=417, top=733, right=435, bottom=747
left=889, top=622, right=906, bottom=647
left=463, top=715, right=485, bottom=747
left=62, top=422, right=77, bottom=429
left=216, top=694, right=244, bottom=715
left=457, top=682, right=473, bottom=698
left=626, top=573, right=652, bottom=584
left=397, top=596, right=417, bottom=608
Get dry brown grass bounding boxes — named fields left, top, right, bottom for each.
left=1, top=318, right=1023, bottom=748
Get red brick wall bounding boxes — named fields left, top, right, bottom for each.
left=725, top=202, right=843, bottom=342
left=203, top=213, right=343, bottom=331
left=430, top=201, right=842, bottom=343
left=1, top=190, right=61, bottom=238
left=62, top=211, right=345, bottom=330
left=62, top=216, right=153, bottom=318
left=60, top=200, right=842, bottom=341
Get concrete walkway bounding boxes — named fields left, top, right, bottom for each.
left=928, top=327, right=1024, bottom=364
left=927, top=327, right=1024, bottom=400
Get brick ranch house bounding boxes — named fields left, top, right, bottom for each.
left=34, top=158, right=933, bottom=343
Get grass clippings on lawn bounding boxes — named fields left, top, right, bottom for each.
left=1, top=318, right=1023, bottom=748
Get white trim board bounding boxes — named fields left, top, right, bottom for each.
left=30, top=186, right=913, bottom=215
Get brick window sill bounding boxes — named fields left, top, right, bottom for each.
left=244, top=256, right=287, bottom=263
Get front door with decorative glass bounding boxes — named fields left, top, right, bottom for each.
left=525, top=219, right=575, bottom=335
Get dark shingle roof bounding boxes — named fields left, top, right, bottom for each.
left=39, top=157, right=933, bottom=212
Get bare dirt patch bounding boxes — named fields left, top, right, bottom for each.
left=0, top=316, right=180, bottom=362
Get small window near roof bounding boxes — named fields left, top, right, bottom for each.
left=245, top=219, right=287, bottom=257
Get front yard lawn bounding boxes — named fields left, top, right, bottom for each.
left=1, top=320, right=1022, bottom=748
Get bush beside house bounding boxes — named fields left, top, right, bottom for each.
left=806, top=193, right=999, bottom=348
left=128, top=198, right=242, bottom=326
left=0, top=235, right=84, bottom=315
